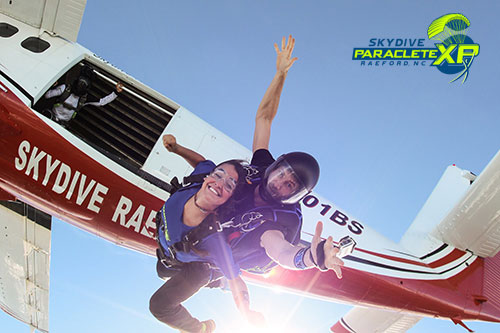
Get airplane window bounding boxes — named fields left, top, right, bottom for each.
left=0, top=22, right=18, bottom=38
left=21, top=37, right=50, bottom=53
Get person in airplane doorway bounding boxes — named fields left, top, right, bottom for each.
left=150, top=134, right=265, bottom=333
left=42, top=65, right=123, bottom=127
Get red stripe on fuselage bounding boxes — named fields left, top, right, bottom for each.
left=243, top=256, right=500, bottom=322
left=353, top=247, right=467, bottom=270
left=426, top=248, right=467, bottom=268
left=355, top=248, right=429, bottom=267
left=330, top=320, right=352, bottom=333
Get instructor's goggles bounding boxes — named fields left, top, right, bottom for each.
left=265, top=162, right=309, bottom=204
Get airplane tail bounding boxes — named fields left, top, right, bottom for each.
left=400, top=150, right=500, bottom=259
left=397, top=150, right=500, bottom=323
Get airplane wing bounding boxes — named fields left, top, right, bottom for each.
left=0, top=200, right=51, bottom=333
left=432, top=150, right=500, bottom=258
left=330, top=306, right=422, bottom=333
left=0, top=0, right=87, bottom=42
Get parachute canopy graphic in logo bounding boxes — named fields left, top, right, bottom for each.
left=427, top=14, right=470, bottom=45
left=428, top=13, right=479, bottom=83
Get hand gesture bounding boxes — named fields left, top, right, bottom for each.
left=162, top=134, right=178, bottom=152
left=311, top=222, right=344, bottom=279
left=274, top=35, right=298, bottom=74
left=116, top=82, right=124, bottom=93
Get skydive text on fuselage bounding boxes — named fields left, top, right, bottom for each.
left=14, top=139, right=157, bottom=240
left=15, top=140, right=108, bottom=213
left=112, top=195, right=156, bottom=239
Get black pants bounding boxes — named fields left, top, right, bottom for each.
left=149, top=260, right=217, bottom=332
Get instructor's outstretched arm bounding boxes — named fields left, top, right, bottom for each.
left=252, top=35, right=298, bottom=152
left=260, top=222, right=344, bottom=279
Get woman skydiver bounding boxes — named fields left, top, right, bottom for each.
left=150, top=134, right=264, bottom=333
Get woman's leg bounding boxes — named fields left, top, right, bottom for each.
left=149, top=262, right=213, bottom=332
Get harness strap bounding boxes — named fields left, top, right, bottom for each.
left=169, top=206, right=277, bottom=259
left=76, top=93, right=87, bottom=111
left=183, top=173, right=208, bottom=185
left=61, top=101, right=77, bottom=111
left=168, top=177, right=182, bottom=195
left=171, top=214, right=222, bottom=253
left=56, top=88, right=87, bottom=119
left=57, top=85, right=72, bottom=104
left=167, top=173, right=209, bottom=195
left=155, top=212, right=183, bottom=268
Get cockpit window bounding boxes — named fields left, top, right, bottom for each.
left=21, top=37, right=50, bottom=53
left=0, top=22, right=18, bottom=38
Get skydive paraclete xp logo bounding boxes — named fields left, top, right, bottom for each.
left=352, top=13, right=480, bottom=83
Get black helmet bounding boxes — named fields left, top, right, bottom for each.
left=259, top=152, right=320, bottom=205
left=73, top=76, right=91, bottom=96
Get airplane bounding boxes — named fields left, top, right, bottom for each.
left=1, top=1, right=500, bottom=332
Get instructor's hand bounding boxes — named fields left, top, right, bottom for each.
left=311, top=221, right=344, bottom=279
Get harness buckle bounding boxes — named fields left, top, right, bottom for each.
left=215, top=220, right=223, bottom=232
left=180, top=235, right=195, bottom=251
left=166, top=245, right=178, bottom=260
left=156, top=247, right=181, bottom=270
left=205, top=220, right=223, bottom=233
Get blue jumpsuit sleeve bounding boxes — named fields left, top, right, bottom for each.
left=191, top=160, right=216, bottom=176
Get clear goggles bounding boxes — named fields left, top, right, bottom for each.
left=265, top=162, right=310, bottom=205
left=209, top=168, right=238, bottom=193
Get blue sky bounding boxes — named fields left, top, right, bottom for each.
left=2, top=1, right=500, bottom=332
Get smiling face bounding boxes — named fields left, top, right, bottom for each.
left=198, top=163, right=239, bottom=209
